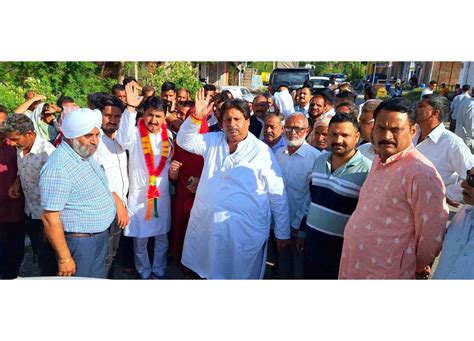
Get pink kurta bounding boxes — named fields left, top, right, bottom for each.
left=339, top=145, right=449, bottom=279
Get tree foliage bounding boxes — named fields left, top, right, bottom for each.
left=0, top=62, right=115, bottom=111
left=145, top=62, right=202, bottom=100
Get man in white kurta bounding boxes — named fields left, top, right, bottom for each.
left=116, top=84, right=172, bottom=279
left=177, top=89, right=291, bottom=279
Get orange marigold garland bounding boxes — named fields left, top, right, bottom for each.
left=138, top=118, right=170, bottom=220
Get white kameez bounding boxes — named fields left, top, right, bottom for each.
left=177, top=117, right=290, bottom=279
left=116, top=110, right=172, bottom=238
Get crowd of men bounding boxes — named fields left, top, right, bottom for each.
left=1, top=75, right=474, bottom=280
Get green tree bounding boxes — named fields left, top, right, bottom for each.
left=146, top=62, right=202, bottom=99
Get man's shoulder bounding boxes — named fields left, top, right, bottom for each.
left=405, top=148, right=441, bottom=178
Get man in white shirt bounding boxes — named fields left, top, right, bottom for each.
left=415, top=94, right=474, bottom=205
left=94, top=95, right=130, bottom=278
left=420, top=80, right=437, bottom=99
left=433, top=166, right=474, bottom=279
left=275, top=112, right=321, bottom=278
left=177, top=89, right=291, bottom=279
left=450, top=84, right=471, bottom=132
left=454, top=91, right=474, bottom=152
left=116, top=83, right=173, bottom=280
left=4, top=114, right=57, bottom=276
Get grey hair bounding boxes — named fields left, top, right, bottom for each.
left=419, top=94, right=451, bottom=122
left=286, top=112, right=309, bottom=128
left=264, top=112, right=285, bottom=126
left=4, top=113, right=35, bottom=135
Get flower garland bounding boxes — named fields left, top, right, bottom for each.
left=138, top=118, right=170, bottom=220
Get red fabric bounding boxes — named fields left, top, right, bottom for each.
left=170, top=114, right=208, bottom=265
left=0, top=143, right=24, bottom=223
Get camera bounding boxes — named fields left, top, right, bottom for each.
left=466, top=170, right=474, bottom=187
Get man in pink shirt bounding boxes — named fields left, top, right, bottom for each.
left=339, top=98, right=449, bottom=279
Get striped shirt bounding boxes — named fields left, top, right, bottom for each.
left=39, top=140, right=116, bottom=233
left=305, top=150, right=371, bottom=237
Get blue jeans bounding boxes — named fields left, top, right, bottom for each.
left=65, top=229, right=109, bottom=278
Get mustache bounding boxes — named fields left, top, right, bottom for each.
left=331, top=143, right=344, bottom=148
left=378, top=139, right=397, bottom=146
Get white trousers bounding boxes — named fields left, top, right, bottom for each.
left=133, top=234, right=168, bottom=279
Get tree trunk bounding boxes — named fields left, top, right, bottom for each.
left=118, top=61, right=125, bottom=84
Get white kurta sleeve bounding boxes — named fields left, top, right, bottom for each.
left=264, top=152, right=291, bottom=240
left=116, top=109, right=137, bottom=150
left=176, top=116, right=207, bottom=156
left=446, top=141, right=474, bottom=202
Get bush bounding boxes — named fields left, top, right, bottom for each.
left=0, top=62, right=115, bottom=111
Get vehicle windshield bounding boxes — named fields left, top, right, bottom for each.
left=273, top=72, right=308, bottom=85
left=310, top=79, right=326, bottom=86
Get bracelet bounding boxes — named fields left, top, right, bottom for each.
left=189, top=114, right=203, bottom=126
left=59, top=258, right=71, bottom=264
left=127, top=104, right=137, bottom=109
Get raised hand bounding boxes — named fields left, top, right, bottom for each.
left=125, top=81, right=143, bottom=109
left=194, top=88, right=213, bottom=120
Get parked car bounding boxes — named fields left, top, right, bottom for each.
left=323, top=73, right=346, bottom=83
left=365, top=73, right=387, bottom=84
left=219, top=86, right=254, bottom=100
left=309, top=76, right=330, bottom=90
left=268, top=68, right=313, bottom=94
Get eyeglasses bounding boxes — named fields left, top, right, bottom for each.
left=284, top=126, right=306, bottom=133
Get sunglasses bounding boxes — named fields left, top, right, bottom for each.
left=284, top=126, right=306, bottom=133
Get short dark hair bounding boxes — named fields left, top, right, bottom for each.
left=220, top=90, right=234, bottom=100
left=373, top=97, right=416, bottom=125
left=142, top=85, right=155, bottom=94
left=123, top=77, right=137, bottom=86
left=96, top=94, right=125, bottom=112
left=336, top=90, right=357, bottom=103
left=313, top=88, right=335, bottom=106
left=220, top=99, right=250, bottom=120
left=336, top=102, right=359, bottom=117
left=429, top=80, right=438, bottom=85
left=88, top=92, right=109, bottom=109
left=204, top=84, right=216, bottom=92
left=329, top=112, right=359, bottom=132
left=420, top=94, right=450, bottom=122
left=57, top=95, right=75, bottom=107
left=142, top=96, right=168, bottom=113
left=0, top=104, right=8, bottom=114
left=161, top=81, right=176, bottom=93
left=462, top=84, right=471, bottom=92
left=112, top=84, right=125, bottom=94
left=214, top=92, right=231, bottom=106
left=4, top=113, right=35, bottom=135
left=177, top=100, right=195, bottom=108
left=364, top=86, right=377, bottom=99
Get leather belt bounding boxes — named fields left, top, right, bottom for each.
left=64, top=232, right=101, bottom=238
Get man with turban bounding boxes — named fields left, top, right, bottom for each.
left=39, top=108, right=116, bottom=278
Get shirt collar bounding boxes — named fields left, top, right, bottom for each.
left=377, top=144, right=415, bottom=166
left=414, top=122, right=445, bottom=144
left=326, top=149, right=364, bottom=173
left=60, top=140, right=84, bottom=163
left=19, top=134, right=42, bottom=158
left=283, top=141, right=310, bottom=157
